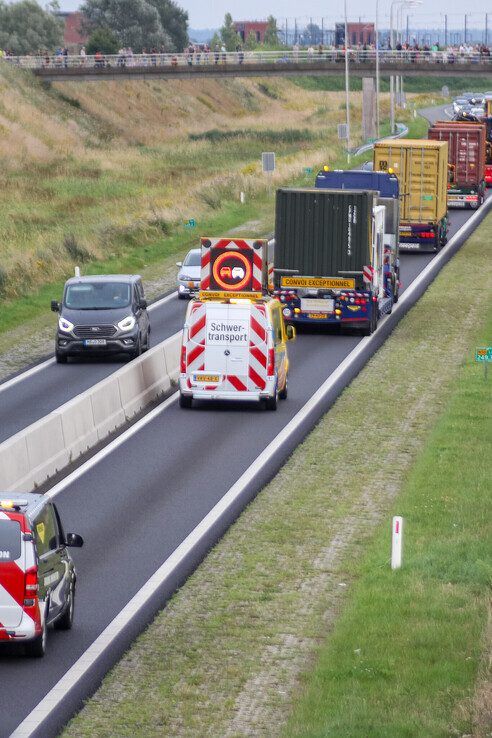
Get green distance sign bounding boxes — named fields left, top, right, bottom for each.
left=475, top=347, right=492, bottom=362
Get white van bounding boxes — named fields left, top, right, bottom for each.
left=179, top=297, right=295, bottom=410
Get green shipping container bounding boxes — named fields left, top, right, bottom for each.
left=275, top=188, right=374, bottom=282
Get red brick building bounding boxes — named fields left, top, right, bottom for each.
left=234, top=21, right=269, bottom=43
left=56, top=12, right=89, bottom=49
left=347, top=22, right=375, bottom=46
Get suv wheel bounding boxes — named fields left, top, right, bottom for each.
left=131, top=336, right=142, bottom=360
left=26, top=618, right=47, bottom=658
left=55, top=351, right=68, bottom=364
left=54, top=583, right=74, bottom=631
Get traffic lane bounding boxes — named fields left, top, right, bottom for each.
left=0, top=245, right=441, bottom=735
left=0, top=294, right=187, bottom=444
left=0, top=320, right=362, bottom=737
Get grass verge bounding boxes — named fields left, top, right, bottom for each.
left=62, top=215, right=491, bottom=736
left=284, top=303, right=492, bottom=736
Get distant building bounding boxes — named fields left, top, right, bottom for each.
left=56, top=11, right=89, bottom=49
left=234, top=21, right=269, bottom=44
left=335, top=22, right=375, bottom=47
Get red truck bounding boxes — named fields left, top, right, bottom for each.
left=428, top=121, right=487, bottom=209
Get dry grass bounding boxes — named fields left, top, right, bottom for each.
left=0, top=65, right=379, bottom=303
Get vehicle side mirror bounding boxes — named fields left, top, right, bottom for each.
left=176, top=261, right=183, bottom=268
left=286, top=324, right=296, bottom=341
left=65, top=533, right=84, bottom=548
left=51, top=300, right=60, bottom=313
left=139, top=298, right=148, bottom=310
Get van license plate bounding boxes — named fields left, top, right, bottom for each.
left=194, top=374, right=220, bottom=383
left=84, top=339, right=107, bottom=346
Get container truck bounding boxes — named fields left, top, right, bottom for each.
left=274, top=188, right=396, bottom=335
left=373, top=139, right=449, bottom=252
left=428, top=121, right=486, bottom=209
left=315, top=168, right=400, bottom=300
left=454, top=109, right=492, bottom=188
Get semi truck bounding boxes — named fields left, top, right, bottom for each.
left=315, top=168, right=400, bottom=300
left=274, top=188, right=396, bottom=335
left=455, top=100, right=492, bottom=187
left=428, top=120, right=486, bottom=209
left=373, top=139, right=449, bottom=252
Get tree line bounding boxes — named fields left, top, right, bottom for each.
left=0, top=2, right=282, bottom=56
left=0, top=0, right=188, bottom=55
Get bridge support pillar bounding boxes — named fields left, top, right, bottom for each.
left=362, top=77, right=376, bottom=141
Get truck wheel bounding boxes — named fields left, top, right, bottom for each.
left=179, top=393, right=192, bottom=409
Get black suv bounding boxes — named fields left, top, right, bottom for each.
left=51, top=274, right=150, bottom=363
left=0, top=493, right=83, bottom=657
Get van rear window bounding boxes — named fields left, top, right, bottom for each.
left=0, top=520, right=21, bottom=561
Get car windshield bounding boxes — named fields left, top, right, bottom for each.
left=64, top=282, right=131, bottom=310
left=0, top=519, right=21, bottom=562
left=183, top=251, right=201, bottom=267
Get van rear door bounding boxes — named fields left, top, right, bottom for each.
left=205, top=303, right=251, bottom=391
left=0, top=516, right=25, bottom=628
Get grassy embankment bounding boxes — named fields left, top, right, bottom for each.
left=63, top=217, right=491, bottom=734
left=0, top=61, right=431, bottom=352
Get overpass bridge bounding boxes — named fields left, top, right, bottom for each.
left=3, top=49, right=491, bottom=83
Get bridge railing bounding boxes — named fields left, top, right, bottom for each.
left=1, top=49, right=491, bottom=70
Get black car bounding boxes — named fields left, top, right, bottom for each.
left=51, top=274, right=150, bottom=363
left=0, top=493, right=83, bottom=657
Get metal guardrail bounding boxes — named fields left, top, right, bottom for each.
left=2, top=48, right=492, bottom=71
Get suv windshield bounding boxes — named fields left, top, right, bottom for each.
left=183, top=251, right=201, bottom=267
left=0, top=520, right=21, bottom=562
left=64, top=282, right=131, bottom=310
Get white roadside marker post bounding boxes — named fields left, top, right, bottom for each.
left=391, top=516, right=403, bottom=569
left=74, top=265, right=81, bottom=277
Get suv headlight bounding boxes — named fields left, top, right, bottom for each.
left=58, top=317, right=74, bottom=333
left=117, top=315, right=136, bottom=332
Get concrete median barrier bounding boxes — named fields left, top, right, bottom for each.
left=58, top=394, right=98, bottom=461
left=0, top=332, right=181, bottom=492
left=163, top=334, right=181, bottom=383
left=0, top=434, right=30, bottom=491
left=25, top=414, right=70, bottom=488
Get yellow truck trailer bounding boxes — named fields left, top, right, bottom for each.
left=373, top=139, right=449, bottom=252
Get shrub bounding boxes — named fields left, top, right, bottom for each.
left=63, top=234, right=91, bottom=262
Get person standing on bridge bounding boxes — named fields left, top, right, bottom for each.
left=221, top=44, right=227, bottom=63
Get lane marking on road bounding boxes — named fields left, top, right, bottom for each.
left=0, top=291, right=178, bottom=396
left=11, top=200, right=492, bottom=738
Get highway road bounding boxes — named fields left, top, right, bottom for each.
left=0, top=195, right=488, bottom=737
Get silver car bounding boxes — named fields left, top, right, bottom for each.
left=176, top=248, right=201, bottom=299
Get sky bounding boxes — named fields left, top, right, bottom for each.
left=58, top=0, right=492, bottom=31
